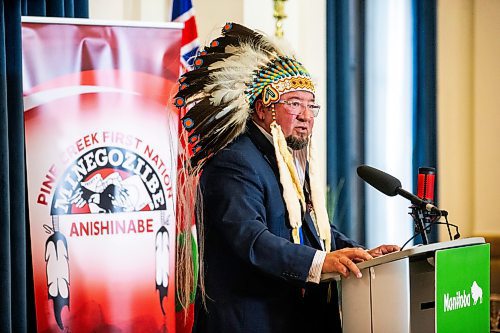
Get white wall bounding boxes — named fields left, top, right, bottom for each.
left=193, top=0, right=244, bottom=44
left=438, top=0, right=500, bottom=238
left=473, top=0, right=500, bottom=236
left=89, top=0, right=169, bottom=21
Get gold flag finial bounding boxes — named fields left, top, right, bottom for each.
left=273, top=0, right=288, bottom=38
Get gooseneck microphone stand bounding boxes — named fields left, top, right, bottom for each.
left=409, top=203, right=446, bottom=245
left=410, top=205, right=430, bottom=245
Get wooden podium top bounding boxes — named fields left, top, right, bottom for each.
left=321, top=237, right=485, bottom=282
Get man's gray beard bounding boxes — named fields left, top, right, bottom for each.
left=286, top=136, right=309, bottom=150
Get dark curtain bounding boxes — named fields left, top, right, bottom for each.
left=0, top=1, right=88, bottom=332
left=326, top=0, right=365, bottom=244
left=24, top=0, right=89, bottom=17
left=412, top=0, right=438, bottom=243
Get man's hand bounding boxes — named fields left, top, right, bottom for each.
left=321, top=248, right=373, bottom=279
left=367, top=244, right=400, bottom=258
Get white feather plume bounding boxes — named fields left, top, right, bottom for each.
left=308, top=138, right=332, bottom=251
left=46, top=238, right=69, bottom=299
left=271, top=122, right=305, bottom=244
left=155, top=229, right=170, bottom=289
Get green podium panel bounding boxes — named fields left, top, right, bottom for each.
left=436, top=244, right=490, bottom=332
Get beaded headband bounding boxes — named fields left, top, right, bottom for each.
left=248, top=57, right=315, bottom=107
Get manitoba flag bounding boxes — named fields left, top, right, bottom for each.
left=171, top=0, right=200, bottom=70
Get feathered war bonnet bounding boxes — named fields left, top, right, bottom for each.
left=174, top=23, right=332, bottom=309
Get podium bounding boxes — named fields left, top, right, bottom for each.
left=321, top=238, right=490, bottom=333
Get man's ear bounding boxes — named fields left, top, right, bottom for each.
left=254, top=99, right=266, bottom=121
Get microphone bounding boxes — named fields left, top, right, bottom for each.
left=357, top=165, right=442, bottom=214
left=417, top=167, right=436, bottom=204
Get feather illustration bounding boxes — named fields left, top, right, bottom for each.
left=45, top=231, right=70, bottom=330
left=156, top=225, right=170, bottom=315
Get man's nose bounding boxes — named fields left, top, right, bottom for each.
left=297, top=108, right=314, bottom=120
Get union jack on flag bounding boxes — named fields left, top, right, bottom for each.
left=171, top=0, right=200, bottom=70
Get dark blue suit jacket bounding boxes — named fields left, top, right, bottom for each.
left=194, top=122, right=361, bottom=333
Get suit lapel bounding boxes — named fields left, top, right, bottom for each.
left=302, top=214, right=324, bottom=250
left=246, top=122, right=279, bottom=178
left=302, top=171, right=324, bottom=250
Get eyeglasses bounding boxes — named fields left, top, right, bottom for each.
left=275, top=99, right=321, bottom=117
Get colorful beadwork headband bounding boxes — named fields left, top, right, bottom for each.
left=248, top=57, right=315, bottom=106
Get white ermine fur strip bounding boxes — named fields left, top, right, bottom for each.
left=308, top=138, right=332, bottom=251
left=272, top=124, right=305, bottom=206
left=271, top=122, right=304, bottom=235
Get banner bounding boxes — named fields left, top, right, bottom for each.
left=22, top=18, right=182, bottom=332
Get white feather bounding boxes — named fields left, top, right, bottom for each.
left=210, top=87, right=244, bottom=106
left=46, top=239, right=69, bottom=298
left=155, top=229, right=170, bottom=288
left=214, top=106, right=232, bottom=119
left=209, top=43, right=271, bottom=73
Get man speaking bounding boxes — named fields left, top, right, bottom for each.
left=174, top=22, right=399, bottom=333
